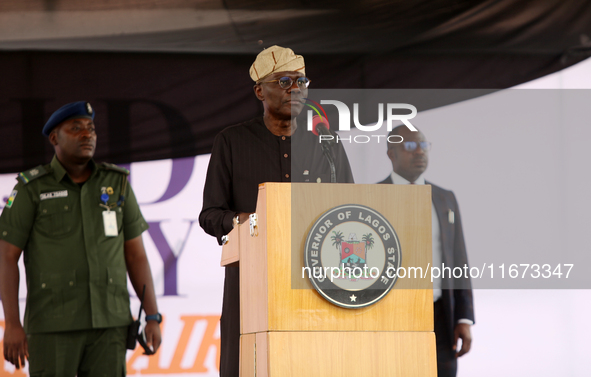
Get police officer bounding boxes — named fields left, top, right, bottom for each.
left=0, top=101, right=162, bottom=375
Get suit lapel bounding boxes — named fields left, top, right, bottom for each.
left=378, top=176, right=393, bottom=184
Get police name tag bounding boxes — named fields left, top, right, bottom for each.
left=40, top=190, right=68, bottom=201
left=103, top=211, right=118, bottom=237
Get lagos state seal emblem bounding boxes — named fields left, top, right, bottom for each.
left=304, top=204, right=402, bottom=308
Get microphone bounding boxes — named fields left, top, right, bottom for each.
left=311, top=115, right=335, bottom=147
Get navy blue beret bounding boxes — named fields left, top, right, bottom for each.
left=42, top=101, right=94, bottom=136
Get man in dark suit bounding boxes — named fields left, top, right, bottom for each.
left=378, top=125, right=474, bottom=377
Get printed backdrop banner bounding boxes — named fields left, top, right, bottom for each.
left=3, top=87, right=591, bottom=375
left=0, top=155, right=224, bottom=377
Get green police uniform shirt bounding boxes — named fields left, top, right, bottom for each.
left=0, top=156, right=149, bottom=334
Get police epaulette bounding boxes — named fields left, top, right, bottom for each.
left=100, top=162, right=130, bottom=175
left=17, top=165, right=50, bottom=185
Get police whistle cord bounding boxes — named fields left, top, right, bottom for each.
left=117, top=175, right=128, bottom=206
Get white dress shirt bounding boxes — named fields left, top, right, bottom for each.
left=389, top=171, right=442, bottom=301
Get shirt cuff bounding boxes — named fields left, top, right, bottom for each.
left=0, top=223, right=29, bottom=249
left=457, top=319, right=474, bottom=326
left=123, top=219, right=150, bottom=241
left=216, top=211, right=237, bottom=245
left=223, top=212, right=237, bottom=234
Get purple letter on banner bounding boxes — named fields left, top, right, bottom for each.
left=146, top=220, right=197, bottom=296
left=138, top=157, right=194, bottom=204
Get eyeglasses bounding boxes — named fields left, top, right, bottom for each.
left=403, top=141, right=431, bottom=152
left=261, top=76, right=311, bottom=90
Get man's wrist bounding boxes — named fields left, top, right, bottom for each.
left=457, top=318, right=474, bottom=326
left=4, top=318, right=23, bottom=327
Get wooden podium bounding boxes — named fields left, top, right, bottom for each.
left=221, top=183, right=436, bottom=376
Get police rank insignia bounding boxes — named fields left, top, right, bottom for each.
left=304, top=204, right=402, bottom=309
left=6, top=190, right=17, bottom=208
left=86, top=102, right=93, bottom=115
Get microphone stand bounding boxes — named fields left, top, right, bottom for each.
left=320, top=142, right=337, bottom=183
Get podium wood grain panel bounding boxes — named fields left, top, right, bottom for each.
left=255, top=332, right=269, bottom=377
left=264, top=331, right=436, bottom=377
left=241, top=183, right=433, bottom=334
left=240, top=333, right=255, bottom=377
left=240, top=187, right=269, bottom=334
